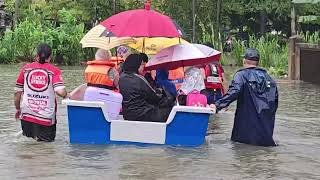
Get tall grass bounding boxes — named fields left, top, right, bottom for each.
left=230, top=40, right=246, bottom=65
left=231, top=35, right=288, bottom=77
left=300, top=31, right=320, bottom=44
left=199, top=22, right=223, bottom=51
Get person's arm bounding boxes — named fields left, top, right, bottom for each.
left=56, top=88, right=68, bottom=98
left=108, top=68, right=119, bottom=88
left=274, top=86, right=279, bottom=112
left=14, top=91, right=22, bottom=110
left=221, top=73, right=228, bottom=93
left=139, top=75, right=162, bottom=104
left=14, top=92, right=22, bottom=119
left=217, top=65, right=228, bottom=93
left=53, top=69, right=68, bottom=99
left=214, top=72, right=244, bottom=111
left=144, top=72, right=156, bottom=88
left=145, top=83, right=162, bottom=103
left=14, top=68, right=25, bottom=119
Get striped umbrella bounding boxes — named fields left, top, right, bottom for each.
left=80, top=24, right=189, bottom=54
left=80, top=25, right=136, bottom=50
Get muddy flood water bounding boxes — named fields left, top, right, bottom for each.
left=0, top=65, right=319, bottom=179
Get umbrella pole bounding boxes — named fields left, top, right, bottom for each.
left=142, top=38, right=145, bottom=53
left=192, top=0, right=196, bottom=43
left=116, top=49, right=119, bottom=65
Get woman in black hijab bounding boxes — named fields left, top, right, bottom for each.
left=119, top=54, right=174, bottom=122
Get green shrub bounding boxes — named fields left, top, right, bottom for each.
left=0, top=8, right=92, bottom=65
left=0, top=31, right=15, bottom=63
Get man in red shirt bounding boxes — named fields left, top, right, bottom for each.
left=14, top=44, right=68, bottom=142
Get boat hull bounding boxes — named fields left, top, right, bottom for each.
left=65, top=100, right=213, bottom=147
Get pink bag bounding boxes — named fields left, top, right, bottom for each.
left=186, top=90, right=207, bottom=107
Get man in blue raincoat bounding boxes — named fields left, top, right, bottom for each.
left=211, top=48, right=278, bottom=146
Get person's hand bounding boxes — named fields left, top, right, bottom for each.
left=66, top=93, right=71, bottom=99
left=155, top=88, right=163, bottom=94
left=15, top=109, right=21, bottom=120
left=193, top=102, right=203, bottom=107
left=63, top=93, right=71, bottom=99
left=208, top=104, right=217, bottom=113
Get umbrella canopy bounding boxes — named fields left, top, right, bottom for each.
left=128, top=38, right=189, bottom=54
left=100, top=3, right=182, bottom=37
left=80, top=25, right=189, bottom=54
left=80, top=25, right=136, bottom=50
left=145, top=44, right=221, bottom=71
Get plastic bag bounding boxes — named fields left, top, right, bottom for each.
left=180, top=67, right=205, bottom=95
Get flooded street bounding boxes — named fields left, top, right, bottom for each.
left=0, top=65, right=319, bottom=179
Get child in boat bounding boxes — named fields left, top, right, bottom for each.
left=177, top=67, right=207, bottom=107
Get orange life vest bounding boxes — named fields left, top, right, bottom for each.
left=109, top=57, right=124, bottom=67
left=85, top=60, right=115, bottom=88
left=168, top=67, right=185, bottom=90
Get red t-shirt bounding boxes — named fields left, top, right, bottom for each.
left=15, top=62, right=65, bottom=126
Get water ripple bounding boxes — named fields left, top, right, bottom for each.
left=0, top=65, right=319, bottom=179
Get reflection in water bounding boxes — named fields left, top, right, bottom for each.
left=0, top=65, right=319, bottom=179
left=229, top=144, right=280, bottom=179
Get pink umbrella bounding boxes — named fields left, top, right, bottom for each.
left=145, top=44, right=221, bottom=70
left=100, top=2, right=182, bottom=37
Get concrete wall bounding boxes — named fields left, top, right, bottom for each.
left=289, top=41, right=320, bottom=85
left=300, top=47, right=320, bottom=85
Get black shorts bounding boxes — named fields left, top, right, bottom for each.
left=21, top=120, right=56, bottom=142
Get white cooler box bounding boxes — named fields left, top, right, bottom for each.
left=84, top=86, right=123, bottom=119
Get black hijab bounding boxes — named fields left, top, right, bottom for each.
left=123, top=54, right=143, bottom=73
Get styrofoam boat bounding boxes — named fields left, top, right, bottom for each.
left=63, top=84, right=213, bottom=146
